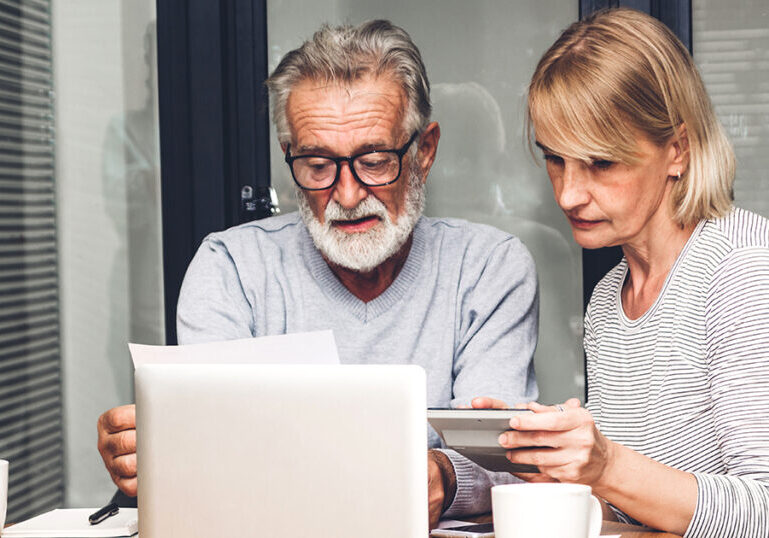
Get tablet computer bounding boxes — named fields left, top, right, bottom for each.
left=427, top=408, right=539, bottom=474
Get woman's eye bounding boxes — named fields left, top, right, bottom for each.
left=591, top=160, right=614, bottom=170
left=543, top=154, right=564, bottom=165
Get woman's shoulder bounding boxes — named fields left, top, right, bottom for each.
left=697, top=208, right=769, bottom=302
left=702, top=206, right=769, bottom=251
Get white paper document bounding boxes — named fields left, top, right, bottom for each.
left=129, top=330, right=340, bottom=367
left=3, top=508, right=137, bottom=537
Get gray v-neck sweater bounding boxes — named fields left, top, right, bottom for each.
left=177, top=211, right=538, bottom=515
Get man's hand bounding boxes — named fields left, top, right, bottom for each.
left=97, top=404, right=138, bottom=497
left=428, top=449, right=457, bottom=529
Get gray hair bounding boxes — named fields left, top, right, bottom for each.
left=266, top=20, right=431, bottom=144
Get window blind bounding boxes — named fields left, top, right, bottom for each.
left=0, top=0, right=61, bottom=523
left=694, top=2, right=769, bottom=218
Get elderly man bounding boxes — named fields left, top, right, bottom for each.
left=97, top=20, right=537, bottom=526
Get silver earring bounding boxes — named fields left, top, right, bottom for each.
left=677, top=171, right=682, bottom=180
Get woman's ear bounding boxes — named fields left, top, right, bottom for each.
left=667, top=124, right=690, bottom=178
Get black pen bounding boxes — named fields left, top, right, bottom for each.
left=89, top=502, right=119, bottom=525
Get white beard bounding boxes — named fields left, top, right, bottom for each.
left=297, top=167, right=425, bottom=273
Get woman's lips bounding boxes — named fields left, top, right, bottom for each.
left=568, top=216, right=604, bottom=230
left=331, top=215, right=381, bottom=233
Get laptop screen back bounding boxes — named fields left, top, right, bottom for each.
left=136, top=364, right=428, bottom=537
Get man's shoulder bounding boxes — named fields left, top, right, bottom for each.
left=420, top=215, right=515, bottom=242
left=203, top=212, right=305, bottom=250
left=419, top=216, right=528, bottom=257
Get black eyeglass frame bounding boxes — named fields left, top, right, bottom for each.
left=284, top=131, right=419, bottom=191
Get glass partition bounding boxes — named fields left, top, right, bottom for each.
left=267, top=1, right=583, bottom=403
left=54, top=0, right=163, bottom=506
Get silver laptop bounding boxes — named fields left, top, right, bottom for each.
left=135, top=364, right=428, bottom=537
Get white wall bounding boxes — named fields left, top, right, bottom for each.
left=53, top=0, right=163, bottom=506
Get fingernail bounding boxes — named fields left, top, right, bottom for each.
left=498, top=433, right=508, bottom=445
left=510, top=417, right=519, bottom=429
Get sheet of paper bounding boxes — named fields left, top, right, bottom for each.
left=3, top=508, right=137, bottom=537
left=129, top=330, right=340, bottom=367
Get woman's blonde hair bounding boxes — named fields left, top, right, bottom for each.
left=527, top=8, right=735, bottom=226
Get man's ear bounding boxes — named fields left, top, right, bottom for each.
left=416, top=122, right=441, bottom=182
left=667, top=124, right=690, bottom=178
left=280, top=143, right=288, bottom=155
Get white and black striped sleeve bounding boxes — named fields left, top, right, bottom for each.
left=687, top=247, right=769, bottom=537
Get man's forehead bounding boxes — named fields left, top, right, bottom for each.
left=292, top=73, right=405, bottom=97
left=285, top=76, right=408, bottom=149
left=287, top=78, right=405, bottom=116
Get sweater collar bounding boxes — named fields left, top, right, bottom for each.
left=301, top=217, right=426, bottom=322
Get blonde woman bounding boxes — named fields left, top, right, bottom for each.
left=475, top=8, right=769, bottom=537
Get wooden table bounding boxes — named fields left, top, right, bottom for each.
left=602, top=520, right=681, bottom=537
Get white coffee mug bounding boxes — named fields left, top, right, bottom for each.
left=0, top=459, right=8, bottom=531
left=491, top=483, right=602, bottom=538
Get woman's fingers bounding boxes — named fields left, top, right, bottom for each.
left=526, top=401, right=554, bottom=413
left=499, top=412, right=612, bottom=487
left=471, top=397, right=510, bottom=409
left=512, top=472, right=558, bottom=483
left=499, top=427, right=579, bottom=449
left=470, top=399, right=590, bottom=433
left=506, top=446, right=578, bottom=469
left=528, top=399, right=582, bottom=413
left=563, top=398, right=582, bottom=409
left=509, top=406, right=591, bottom=432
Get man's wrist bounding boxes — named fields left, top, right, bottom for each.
left=429, top=449, right=457, bottom=512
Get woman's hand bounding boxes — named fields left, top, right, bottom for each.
left=496, top=399, right=616, bottom=488
left=469, top=396, right=511, bottom=409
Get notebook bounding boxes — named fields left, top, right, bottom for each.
left=3, top=508, right=137, bottom=537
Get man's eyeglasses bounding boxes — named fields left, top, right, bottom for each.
left=285, top=132, right=419, bottom=191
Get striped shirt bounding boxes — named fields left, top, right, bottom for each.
left=585, top=207, right=769, bottom=537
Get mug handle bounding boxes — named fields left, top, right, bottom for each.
left=588, top=495, right=603, bottom=538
